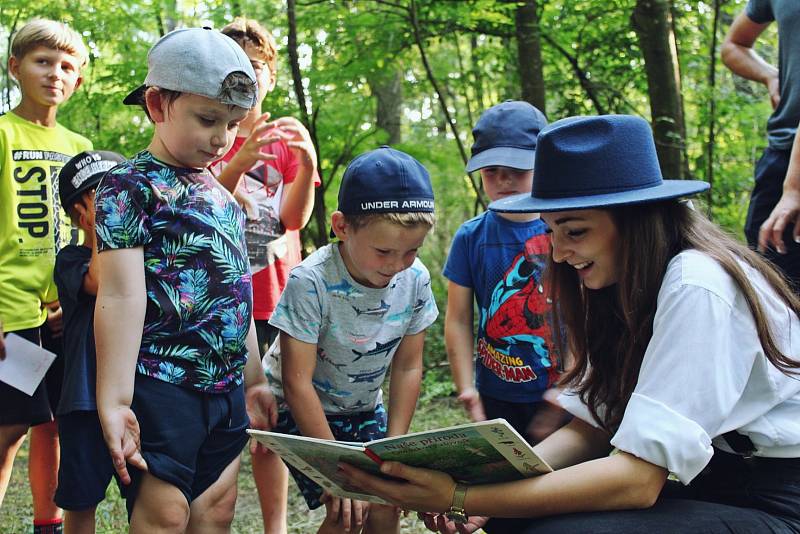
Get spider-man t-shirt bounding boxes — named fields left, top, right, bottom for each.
left=444, top=211, right=561, bottom=402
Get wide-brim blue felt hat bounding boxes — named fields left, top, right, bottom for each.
left=489, top=115, right=709, bottom=213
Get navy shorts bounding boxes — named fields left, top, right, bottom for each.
left=274, top=404, right=387, bottom=509
left=745, top=146, right=800, bottom=289
left=0, top=327, right=57, bottom=426
left=55, top=410, right=122, bottom=510
left=125, top=375, right=249, bottom=515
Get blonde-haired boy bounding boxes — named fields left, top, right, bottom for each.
left=0, top=17, right=92, bottom=534
left=266, top=147, right=438, bottom=533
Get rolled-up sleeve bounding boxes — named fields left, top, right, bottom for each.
left=610, top=279, right=757, bottom=483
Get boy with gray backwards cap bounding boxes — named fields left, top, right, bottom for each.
left=53, top=150, right=126, bottom=532
left=444, top=101, right=566, bottom=442
left=266, top=146, right=438, bottom=533
left=93, top=28, right=277, bottom=529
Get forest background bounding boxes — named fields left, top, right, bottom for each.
left=0, top=0, right=779, bottom=530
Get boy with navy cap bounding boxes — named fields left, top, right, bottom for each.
left=93, top=27, right=277, bottom=530
left=266, top=146, right=439, bottom=533
left=444, top=101, right=566, bottom=442
left=53, top=150, right=126, bottom=532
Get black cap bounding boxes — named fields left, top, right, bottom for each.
left=59, top=150, right=126, bottom=209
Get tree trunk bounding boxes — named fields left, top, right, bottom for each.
left=632, top=0, right=687, bottom=179
left=409, top=0, right=486, bottom=208
left=514, top=0, right=546, bottom=112
left=368, top=69, right=403, bottom=145
left=287, top=0, right=327, bottom=248
left=705, top=0, right=726, bottom=207
left=470, top=35, right=486, bottom=112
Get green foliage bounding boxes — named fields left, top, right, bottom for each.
left=0, top=0, right=775, bottom=404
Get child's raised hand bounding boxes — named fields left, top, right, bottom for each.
left=269, top=116, right=317, bottom=171
left=100, top=406, right=147, bottom=485
left=227, top=112, right=280, bottom=172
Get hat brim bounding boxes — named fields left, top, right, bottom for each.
left=489, top=179, right=710, bottom=213
left=466, top=147, right=535, bottom=173
left=123, top=85, right=146, bottom=106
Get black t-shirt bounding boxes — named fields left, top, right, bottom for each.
left=53, top=244, right=96, bottom=414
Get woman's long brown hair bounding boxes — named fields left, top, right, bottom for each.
left=551, top=200, right=800, bottom=432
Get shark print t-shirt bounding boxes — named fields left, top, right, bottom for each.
left=267, top=243, right=438, bottom=414
left=94, top=151, right=253, bottom=393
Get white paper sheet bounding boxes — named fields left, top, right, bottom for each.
left=0, top=334, right=57, bottom=396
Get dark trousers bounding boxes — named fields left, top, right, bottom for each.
left=745, top=146, right=800, bottom=290
left=485, top=450, right=800, bottom=533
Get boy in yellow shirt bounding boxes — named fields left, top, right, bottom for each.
left=0, top=18, right=92, bottom=534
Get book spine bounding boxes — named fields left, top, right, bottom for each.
left=363, top=448, right=383, bottom=465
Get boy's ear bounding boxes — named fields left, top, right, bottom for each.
left=7, top=56, right=19, bottom=82
left=72, top=75, right=83, bottom=93
left=144, top=89, right=166, bottom=123
left=330, top=211, right=349, bottom=240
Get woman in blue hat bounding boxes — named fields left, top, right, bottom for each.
left=339, top=115, right=800, bottom=533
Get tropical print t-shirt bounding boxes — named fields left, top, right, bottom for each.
left=94, top=151, right=253, bottom=393
left=267, top=243, right=439, bottom=414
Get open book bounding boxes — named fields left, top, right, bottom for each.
left=247, top=418, right=552, bottom=504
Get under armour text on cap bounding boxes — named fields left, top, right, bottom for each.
left=337, top=146, right=435, bottom=215
left=122, top=27, right=257, bottom=109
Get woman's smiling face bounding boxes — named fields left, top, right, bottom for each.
left=542, top=209, right=622, bottom=289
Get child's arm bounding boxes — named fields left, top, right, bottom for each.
left=273, top=117, right=317, bottom=231
left=280, top=332, right=336, bottom=440
left=387, top=331, right=426, bottom=437
left=243, top=318, right=278, bottom=453
left=444, top=280, right=485, bottom=422
left=215, top=112, right=280, bottom=194
left=95, top=247, right=148, bottom=484
left=82, top=236, right=100, bottom=296
left=43, top=300, right=64, bottom=338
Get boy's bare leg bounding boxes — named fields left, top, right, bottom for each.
left=0, top=423, right=28, bottom=506
left=29, top=420, right=62, bottom=520
left=64, top=508, right=97, bottom=534
left=364, top=503, right=400, bottom=534
left=186, top=456, right=240, bottom=534
left=252, top=448, right=288, bottom=534
left=130, top=474, right=190, bottom=534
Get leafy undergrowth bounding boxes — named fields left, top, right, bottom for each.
left=0, top=396, right=468, bottom=533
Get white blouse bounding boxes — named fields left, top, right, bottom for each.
left=559, top=249, right=800, bottom=484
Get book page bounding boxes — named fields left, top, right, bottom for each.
left=247, top=430, right=390, bottom=504
left=366, top=419, right=552, bottom=484
left=0, top=334, right=57, bottom=396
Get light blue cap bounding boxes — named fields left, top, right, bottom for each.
left=123, top=27, right=257, bottom=109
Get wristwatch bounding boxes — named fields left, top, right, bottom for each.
left=445, top=482, right=469, bottom=524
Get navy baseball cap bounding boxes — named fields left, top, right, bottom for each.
left=337, top=146, right=434, bottom=215
left=59, top=150, right=126, bottom=209
left=466, top=100, right=548, bottom=173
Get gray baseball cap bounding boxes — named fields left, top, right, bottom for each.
left=123, top=27, right=257, bottom=109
